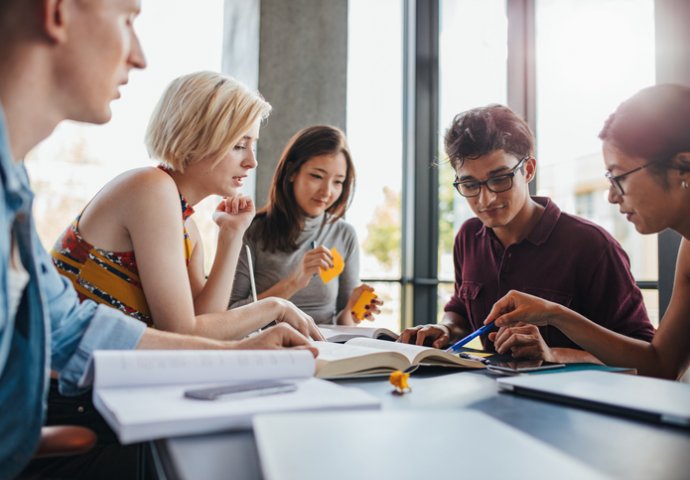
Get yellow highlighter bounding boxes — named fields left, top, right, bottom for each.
left=351, top=289, right=377, bottom=321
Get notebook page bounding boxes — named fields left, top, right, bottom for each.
left=91, top=350, right=316, bottom=389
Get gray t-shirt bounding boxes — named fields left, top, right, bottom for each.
left=230, top=213, right=360, bottom=324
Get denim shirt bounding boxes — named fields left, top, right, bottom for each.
left=0, top=105, right=147, bottom=478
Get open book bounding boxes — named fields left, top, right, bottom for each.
left=319, top=325, right=400, bottom=342
left=89, top=350, right=380, bottom=444
left=313, top=338, right=485, bottom=378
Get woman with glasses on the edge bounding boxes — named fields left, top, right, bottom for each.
left=399, top=104, right=655, bottom=363
left=485, top=84, right=690, bottom=380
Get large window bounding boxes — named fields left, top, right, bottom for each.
left=347, top=0, right=660, bottom=330
left=534, top=0, right=658, bottom=323
left=437, top=0, right=508, bottom=320
left=346, top=0, right=404, bottom=332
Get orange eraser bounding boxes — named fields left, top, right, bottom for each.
left=351, top=290, right=377, bottom=321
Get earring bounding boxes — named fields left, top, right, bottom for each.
left=683, top=180, right=688, bottom=190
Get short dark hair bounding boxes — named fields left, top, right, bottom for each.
left=599, top=84, right=690, bottom=177
left=444, top=104, right=534, bottom=169
left=253, top=125, right=356, bottom=252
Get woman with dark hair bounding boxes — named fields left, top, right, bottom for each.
left=485, top=84, right=690, bottom=379
left=230, top=125, right=381, bottom=325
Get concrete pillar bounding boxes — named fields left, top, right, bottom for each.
left=222, top=0, right=348, bottom=206
left=222, top=0, right=261, bottom=198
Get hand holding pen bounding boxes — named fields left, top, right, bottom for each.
left=445, top=321, right=496, bottom=354
left=288, top=241, right=333, bottom=289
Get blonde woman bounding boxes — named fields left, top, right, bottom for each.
left=51, top=71, right=322, bottom=341
left=39, top=71, right=319, bottom=479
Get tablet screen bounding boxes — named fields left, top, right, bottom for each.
left=487, top=360, right=565, bottom=373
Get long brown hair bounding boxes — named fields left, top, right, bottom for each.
left=253, top=125, right=356, bottom=252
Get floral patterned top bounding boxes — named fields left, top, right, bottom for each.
left=50, top=167, right=194, bottom=325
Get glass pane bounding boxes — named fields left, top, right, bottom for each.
left=347, top=1, right=404, bottom=285
left=438, top=0, right=508, bottom=282
left=535, top=0, right=656, bottom=282
left=535, top=0, right=657, bottom=323
left=437, top=281, right=480, bottom=347
left=641, top=289, right=659, bottom=328
left=437, top=282, right=454, bottom=324
left=26, top=1, right=226, bottom=269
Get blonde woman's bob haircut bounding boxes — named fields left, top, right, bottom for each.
left=145, top=71, right=271, bottom=172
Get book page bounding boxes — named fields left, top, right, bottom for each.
left=95, top=378, right=380, bottom=444
left=319, top=325, right=399, bottom=342
left=313, top=341, right=396, bottom=361
left=92, top=350, right=316, bottom=389
left=345, top=338, right=434, bottom=363
left=312, top=341, right=410, bottom=377
left=345, top=338, right=484, bottom=369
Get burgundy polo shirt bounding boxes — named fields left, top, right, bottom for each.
left=444, top=196, right=655, bottom=351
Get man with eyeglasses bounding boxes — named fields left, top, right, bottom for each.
left=399, top=105, right=654, bottom=363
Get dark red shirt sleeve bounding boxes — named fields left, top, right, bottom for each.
left=441, top=198, right=655, bottom=351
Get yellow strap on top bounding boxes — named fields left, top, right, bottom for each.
left=183, top=230, right=193, bottom=262
left=78, top=250, right=151, bottom=316
left=50, top=250, right=81, bottom=282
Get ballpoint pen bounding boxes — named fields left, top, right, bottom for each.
left=245, top=245, right=258, bottom=304
left=245, top=244, right=261, bottom=333
left=184, top=381, right=297, bottom=401
left=445, top=320, right=496, bottom=353
left=310, top=241, right=317, bottom=277
left=458, top=352, right=490, bottom=364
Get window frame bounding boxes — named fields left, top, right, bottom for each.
left=361, top=0, right=684, bottom=328
left=401, top=0, right=672, bottom=328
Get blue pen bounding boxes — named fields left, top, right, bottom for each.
left=445, top=321, right=496, bottom=353
left=310, top=241, right=317, bottom=278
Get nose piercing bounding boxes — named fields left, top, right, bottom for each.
left=683, top=180, right=688, bottom=189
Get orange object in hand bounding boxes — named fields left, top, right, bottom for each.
left=351, top=290, right=377, bottom=321
left=318, top=248, right=345, bottom=284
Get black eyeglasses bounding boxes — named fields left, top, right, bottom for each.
left=452, top=157, right=528, bottom=198
left=605, top=162, right=655, bottom=196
